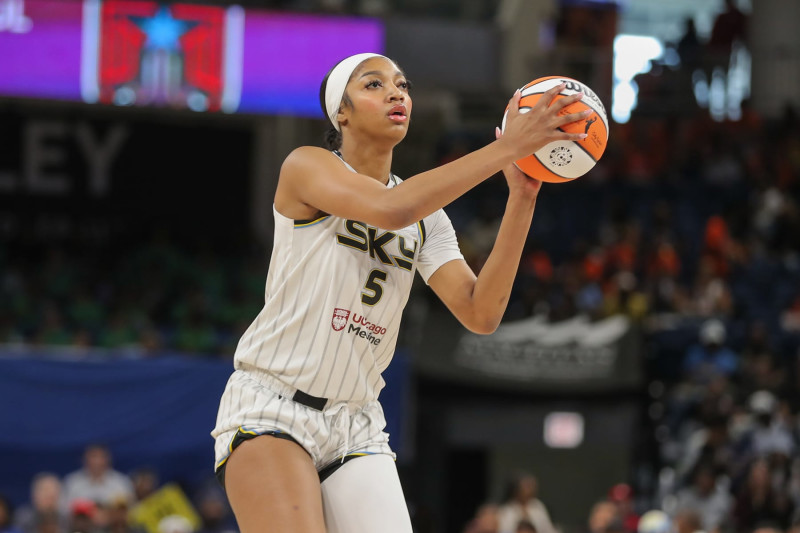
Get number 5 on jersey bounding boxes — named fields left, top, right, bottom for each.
left=362, top=269, right=387, bottom=306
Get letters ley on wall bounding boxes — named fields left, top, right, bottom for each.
left=0, top=108, right=252, bottom=250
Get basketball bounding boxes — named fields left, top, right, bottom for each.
left=501, top=76, right=609, bottom=183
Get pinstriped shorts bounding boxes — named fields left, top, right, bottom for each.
left=211, top=368, right=394, bottom=474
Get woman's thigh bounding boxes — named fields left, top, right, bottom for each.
left=321, top=454, right=413, bottom=533
left=225, top=435, right=325, bottom=533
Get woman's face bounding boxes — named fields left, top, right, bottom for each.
left=339, top=57, right=412, bottom=143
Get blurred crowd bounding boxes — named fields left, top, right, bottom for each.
left=445, top=3, right=799, bottom=530
left=0, top=238, right=267, bottom=357
left=460, top=477, right=642, bottom=533
left=457, top=318, right=800, bottom=533
left=0, top=445, right=234, bottom=533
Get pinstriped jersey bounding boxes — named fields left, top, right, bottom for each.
left=233, top=156, right=464, bottom=404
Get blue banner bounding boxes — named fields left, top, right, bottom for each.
left=0, top=350, right=409, bottom=505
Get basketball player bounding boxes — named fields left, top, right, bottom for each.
left=211, top=53, right=590, bottom=533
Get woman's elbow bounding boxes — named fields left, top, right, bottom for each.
left=375, top=204, right=415, bottom=231
left=465, top=314, right=501, bottom=335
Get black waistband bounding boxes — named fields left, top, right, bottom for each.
left=285, top=389, right=328, bottom=411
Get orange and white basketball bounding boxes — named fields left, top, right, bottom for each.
left=501, top=76, right=609, bottom=183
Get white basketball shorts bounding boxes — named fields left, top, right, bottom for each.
left=212, top=367, right=395, bottom=483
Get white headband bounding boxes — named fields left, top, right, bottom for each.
left=324, top=53, right=387, bottom=132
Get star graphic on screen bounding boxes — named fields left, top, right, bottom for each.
left=129, top=6, right=198, bottom=52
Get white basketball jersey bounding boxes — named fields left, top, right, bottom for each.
left=233, top=155, right=464, bottom=404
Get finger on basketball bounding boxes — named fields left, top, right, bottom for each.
left=560, top=132, right=588, bottom=142
left=552, top=92, right=583, bottom=110
left=507, top=89, right=521, bottom=114
left=558, top=110, right=593, bottom=126
left=540, top=83, right=566, bottom=107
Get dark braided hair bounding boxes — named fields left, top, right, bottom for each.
left=323, top=126, right=342, bottom=150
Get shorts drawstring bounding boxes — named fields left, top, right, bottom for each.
left=327, top=403, right=352, bottom=463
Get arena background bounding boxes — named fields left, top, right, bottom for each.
left=2, top=1, right=800, bottom=533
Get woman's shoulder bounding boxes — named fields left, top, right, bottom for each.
left=281, top=146, right=341, bottom=178
left=284, top=145, right=335, bottom=165
left=289, top=145, right=330, bottom=156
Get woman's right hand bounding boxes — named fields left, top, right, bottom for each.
left=498, top=83, right=591, bottom=160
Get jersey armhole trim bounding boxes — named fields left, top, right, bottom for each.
left=294, top=215, right=330, bottom=228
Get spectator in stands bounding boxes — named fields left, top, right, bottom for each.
left=105, top=497, right=145, bottom=533
left=738, top=322, right=787, bottom=399
left=97, top=310, right=139, bottom=350
left=137, top=327, right=164, bottom=357
left=68, top=286, right=104, bottom=334
left=689, top=257, right=733, bottom=319
left=14, top=473, right=68, bottom=533
left=33, top=304, right=71, bottom=348
left=676, top=414, right=734, bottom=486
left=733, top=458, right=794, bottom=533
left=673, top=509, right=704, bottom=533
left=63, top=444, right=135, bottom=507
left=0, top=305, right=23, bottom=345
left=646, top=239, right=682, bottom=282
left=0, top=495, right=22, bottom=533
left=602, top=271, right=649, bottom=322
left=704, top=0, right=748, bottom=84
left=673, top=462, right=733, bottom=533
left=646, top=271, right=686, bottom=315
left=701, top=216, right=736, bottom=279
left=172, top=306, right=219, bottom=356
left=498, top=473, right=557, bottom=533
left=734, top=459, right=794, bottom=532
left=31, top=513, right=61, bottom=533
left=130, top=468, right=159, bottom=503
left=67, top=500, right=96, bottom=533
left=677, top=18, right=702, bottom=77
left=701, top=136, right=745, bottom=187
left=731, top=391, right=796, bottom=477
left=683, top=320, right=738, bottom=385
left=607, top=483, right=640, bottom=533
left=463, top=503, right=500, bottom=533
left=194, top=487, right=234, bottom=533
left=587, top=500, right=623, bottom=533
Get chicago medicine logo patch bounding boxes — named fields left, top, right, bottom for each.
left=331, top=308, right=350, bottom=332
left=330, top=307, right=387, bottom=346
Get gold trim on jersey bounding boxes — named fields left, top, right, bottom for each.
left=294, top=216, right=330, bottom=228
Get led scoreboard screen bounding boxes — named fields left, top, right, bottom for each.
left=0, top=0, right=385, bottom=117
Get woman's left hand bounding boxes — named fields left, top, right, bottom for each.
left=495, top=126, right=542, bottom=199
